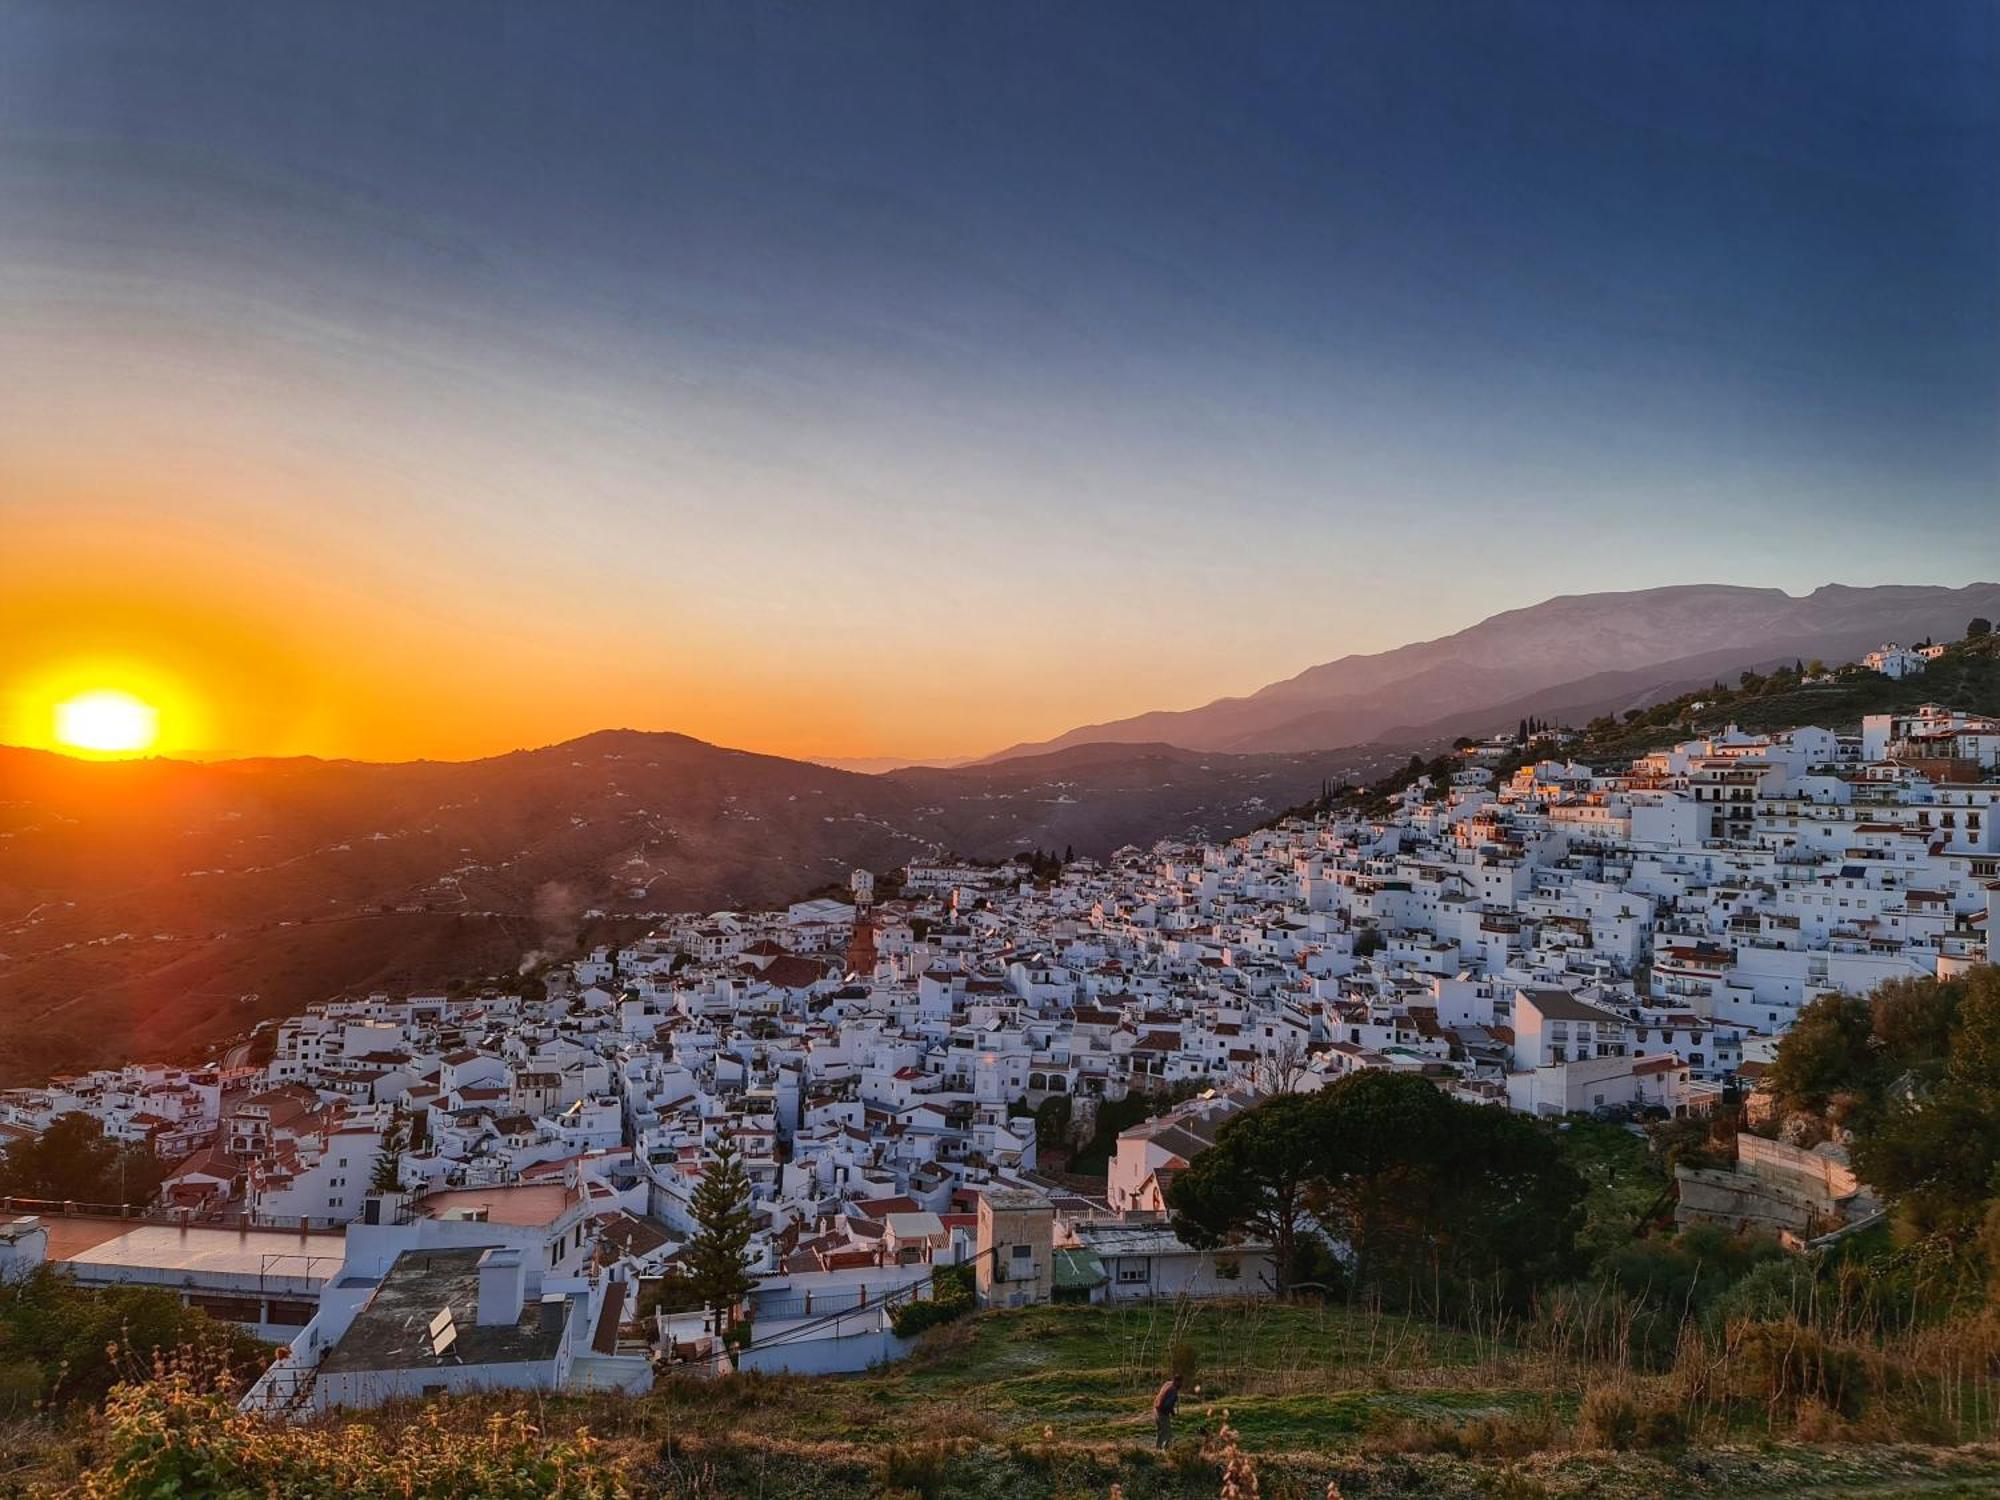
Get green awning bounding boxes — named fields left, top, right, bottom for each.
left=1052, top=1248, right=1107, bottom=1291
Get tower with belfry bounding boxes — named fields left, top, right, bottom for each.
left=844, top=868, right=877, bottom=978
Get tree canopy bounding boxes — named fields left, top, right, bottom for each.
left=1764, top=971, right=1989, bottom=1124
left=1846, top=967, right=2000, bottom=1247
left=0, top=1267, right=264, bottom=1412
left=1166, top=1090, right=1330, bottom=1290
left=1169, top=1072, right=1584, bottom=1311
left=0, top=1112, right=166, bottom=1208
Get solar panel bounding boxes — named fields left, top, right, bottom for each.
left=428, top=1307, right=458, bottom=1358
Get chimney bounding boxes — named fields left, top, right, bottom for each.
left=539, top=1291, right=567, bottom=1335
left=475, top=1248, right=526, bottom=1326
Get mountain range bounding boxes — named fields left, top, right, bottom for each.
left=982, top=582, right=2000, bottom=759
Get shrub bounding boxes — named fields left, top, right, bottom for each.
left=0, top=1357, right=44, bottom=1414
left=1362, top=1406, right=1555, bottom=1460
left=72, top=1356, right=627, bottom=1498
left=871, top=1437, right=968, bottom=1497
left=890, top=1264, right=975, bottom=1338
left=1708, top=1257, right=1816, bottom=1326
left=1162, top=1435, right=1209, bottom=1475
left=0, top=1267, right=265, bottom=1410
left=1576, top=1384, right=1684, bottom=1451
left=1730, top=1320, right=1884, bottom=1419
left=1457, top=1407, right=1558, bottom=1458
left=1577, top=1388, right=1634, bottom=1449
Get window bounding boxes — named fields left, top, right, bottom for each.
left=1011, top=1243, right=1033, bottom=1260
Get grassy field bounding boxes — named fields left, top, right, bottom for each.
left=19, top=1298, right=2000, bottom=1496
left=335, top=1304, right=2000, bottom=1496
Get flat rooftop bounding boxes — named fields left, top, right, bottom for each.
left=320, top=1246, right=568, bottom=1374
left=41, top=1214, right=135, bottom=1261
left=58, top=1221, right=345, bottom=1284
left=414, top=1182, right=577, bottom=1227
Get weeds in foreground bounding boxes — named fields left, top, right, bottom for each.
left=62, top=1349, right=626, bottom=1499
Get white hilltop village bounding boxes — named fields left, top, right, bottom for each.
left=3, top=683, right=1998, bottom=1419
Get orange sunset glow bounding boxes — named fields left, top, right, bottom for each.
left=2, top=3, right=1995, bottom=772
left=52, top=690, right=159, bottom=755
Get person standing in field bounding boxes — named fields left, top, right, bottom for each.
left=1152, top=1372, right=1183, bottom=1449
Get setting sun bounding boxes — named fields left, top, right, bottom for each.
left=53, top=689, right=160, bottom=755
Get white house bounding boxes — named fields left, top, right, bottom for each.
left=1862, top=644, right=1927, bottom=680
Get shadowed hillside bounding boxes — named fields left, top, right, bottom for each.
left=0, top=732, right=1394, bottom=1082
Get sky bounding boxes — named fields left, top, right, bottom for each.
left=1, top=2, right=1995, bottom=764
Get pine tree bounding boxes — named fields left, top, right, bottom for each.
left=369, top=1115, right=405, bottom=1192
left=686, top=1138, right=757, bottom=1328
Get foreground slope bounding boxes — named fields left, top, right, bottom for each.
left=25, top=1302, right=2000, bottom=1498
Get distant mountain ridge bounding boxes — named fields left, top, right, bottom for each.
left=983, top=582, right=2000, bottom=759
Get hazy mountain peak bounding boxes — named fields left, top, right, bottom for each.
left=983, top=581, right=2000, bottom=760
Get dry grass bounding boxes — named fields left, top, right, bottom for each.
left=20, top=1299, right=2000, bottom=1498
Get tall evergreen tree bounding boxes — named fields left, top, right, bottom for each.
left=369, top=1145, right=403, bottom=1193
left=369, top=1118, right=405, bottom=1192
left=685, top=1138, right=757, bottom=1328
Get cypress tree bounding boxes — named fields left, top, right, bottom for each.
left=686, top=1138, right=757, bottom=1328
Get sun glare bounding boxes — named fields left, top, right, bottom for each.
left=53, top=689, right=160, bottom=756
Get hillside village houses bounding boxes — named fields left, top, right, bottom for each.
left=1862, top=643, right=1931, bottom=679
left=3, top=700, right=1997, bottom=1411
